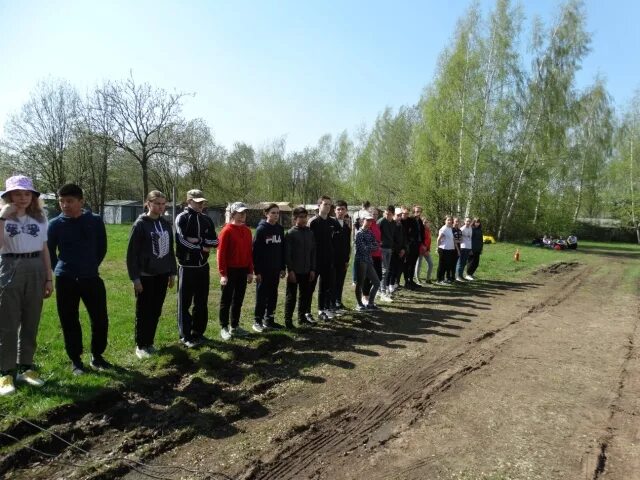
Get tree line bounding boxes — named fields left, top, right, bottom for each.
left=0, top=0, right=638, bottom=241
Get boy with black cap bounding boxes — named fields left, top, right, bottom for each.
left=175, top=189, right=218, bottom=347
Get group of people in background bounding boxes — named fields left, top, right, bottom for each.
left=533, top=234, right=578, bottom=250
left=0, top=175, right=484, bottom=396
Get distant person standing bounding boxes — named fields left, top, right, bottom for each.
left=415, top=214, right=433, bottom=284
left=436, top=216, right=456, bottom=285
left=284, top=207, right=316, bottom=328
left=466, top=218, right=484, bottom=280
left=48, top=183, right=110, bottom=375
left=456, top=217, right=473, bottom=282
left=126, top=191, right=177, bottom=359
left=252, top=203, right=286, bottom=332
left=309, top=195, right=338, bottom=321
left=377, top=205, right=396, bottom=302
left=175, top=189, right=218, bottom=348
left=0, top=175, right=52, bottom=395
left=332, top=200, right=351, bottom=310
left=218, top=202, right=254, bottom=340
left=353, top=211, right=381, bottom=311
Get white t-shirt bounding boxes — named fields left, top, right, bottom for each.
left=438, top=225, right=455, bottom=250
left=1, top=215, right=48, bottom=254
left=460, top=225, right=472, bottom=249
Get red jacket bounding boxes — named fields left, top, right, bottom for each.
left=217, top=223, right=254, bottom=276
left=370, top=221, right=382, bottom=258
left=423, top=227, right=432, bottom=252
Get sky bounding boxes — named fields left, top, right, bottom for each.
left=0, top=0, right=639, bottom=152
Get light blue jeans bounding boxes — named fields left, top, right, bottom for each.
left=456, top=249, right=471, bottom=278
left=415, top=252, right=433, bottom=281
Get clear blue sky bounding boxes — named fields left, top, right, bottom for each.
left=1, top=0, right=638, bottom=151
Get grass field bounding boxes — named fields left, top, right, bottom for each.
left=1, top=225, right=638, bottom=425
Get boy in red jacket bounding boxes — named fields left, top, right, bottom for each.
left=218, top=202, right=254, bottom=340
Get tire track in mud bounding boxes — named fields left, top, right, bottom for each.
left=587, top=271, right=640, bottom=480
left=242, top=264, right=590, bottom=480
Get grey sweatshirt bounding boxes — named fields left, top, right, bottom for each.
left=285, top=225, right=316, bottom=274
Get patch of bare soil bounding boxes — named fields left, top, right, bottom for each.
left=2, top=257, right=638, bottom=480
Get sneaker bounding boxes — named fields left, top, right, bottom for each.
left=181, top=338, right=198, bottom=348
left=355, top=304, right=367, bottom=312
left=379, top=293, right=394, bottom=303
left=435, top=280, right=447, bottom=286
left=325, top=309, right=336, bottom=319
left=304, top=313, right=317, bottom=324
left=252, top=321, right=265, bottom=333
left=231, top=326, right=250, bottom=337
left=455, top=276, right=465, bottom=282
left=90, top=355, right=112, bottom=370
left=71, top=361, right=85, bottom=376
left=464, top=275, right=474, bottom=281
left=361, top=296, right=369, bottom=306
left=220, top=327, right=232, bottom=340
left=16, top=369, right=45, bottom=387
left=264, top=318, right=285, bottom=329
left=414, top=280, right=423, bottom=287
left=318, top=311, right=330, bottom=322
left=298, top=317, right=314, bottom=326
left=367, top=303, right=381, bottom=311
left=0, top=375, right=16, bottom=395
left=135, top=347, right=151, bottom=359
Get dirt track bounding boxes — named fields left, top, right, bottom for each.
left=2, top=248, right=639, bottom=480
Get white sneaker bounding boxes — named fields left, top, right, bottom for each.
left=380, top=293, right=394, bottom=303
left=464, top=275, right=474, bottom=281
left=324, top=309, right=335, bottom=319
left=135, top=347, right=151, bottom=359
left=0, top=374, right=16, bottom=395
left=455, top=276, right=465, bottom=282
left=220, top=327, right=232, bottom=340
left=361, top=296, right=369, bottom=306
left=16, top=369, right=45, bottom=387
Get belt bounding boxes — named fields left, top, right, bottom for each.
left=1, top=251, right=41, bottom=258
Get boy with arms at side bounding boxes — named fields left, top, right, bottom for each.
left=218, top=202, right=254, bottom=340
left=48, top=184, right=110, bottom=375
left=252, top=203, right=286, bottom=332
left=332, top=200, right=351, bottom=311
left=284, top=207, right=316, bottom=328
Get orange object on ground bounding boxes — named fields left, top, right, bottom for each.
left=514, top=249, right=520, bottom=261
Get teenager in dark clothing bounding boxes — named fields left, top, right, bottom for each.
left=401, top=205, right=424, bottom=290
left=284, top=207, right=316, bottom=328
left=377, top=205, right=396, bottom=301
left=332, top=200, right=351, bottom=310
left=126, top=191, right=177, bottom=359
left=466, top=218, right=484, bottom=279
left=449, top=217, right=462, bottom=282
left=48, top=184, right=110, bottom=375
left=218, top=202, right=254, bottom=340
left=175, top=189, right=218, bottom=347
left=388, top=208, right=407, bottom=293
left=309, top=195, right=338, bottom=321
left=252, top=203, right=286, bottom=332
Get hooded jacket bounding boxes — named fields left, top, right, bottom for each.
left=331, top=217, right=351, bottom=267
left=48, top=210, right=107, bottom=278
left=253, top=219, right=285, bottom=274
left=126, top=214, right=177, bottom=281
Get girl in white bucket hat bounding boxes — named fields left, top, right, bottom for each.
left=0, top=175, right=52, bottom=395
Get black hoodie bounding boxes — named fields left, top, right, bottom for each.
left=127, top=214, right=177, bottom=281
left=252, top=219, right=286, bottom=274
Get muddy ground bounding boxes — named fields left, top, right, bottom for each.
left=2, top=248, right=638, bottom=480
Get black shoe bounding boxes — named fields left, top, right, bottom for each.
left=298, top=318, right=314, bottom=326
left=71, top=360, right=85, bottom=376
left=264, top=318, right=285, bottom=329
left=90, top=355, right=112, bottom=370
left=285, top=320, right=295, bottom=329
left=304, top=313, right=317, bottom=324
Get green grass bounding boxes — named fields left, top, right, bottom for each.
left=1, top=226, right=638, bottom=425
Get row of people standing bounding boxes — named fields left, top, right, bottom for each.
left=435, top=216, right=484, bottom=285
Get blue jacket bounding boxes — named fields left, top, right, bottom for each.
left=48, top=210, right=107, bottom=278
left=252, top=219, right=285, bottom=274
